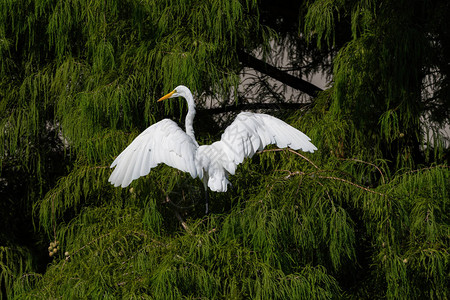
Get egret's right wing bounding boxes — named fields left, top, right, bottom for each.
left=108, top=119, right=198, bottom=188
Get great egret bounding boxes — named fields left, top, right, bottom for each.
left=108, top=85, right=317, bottom=213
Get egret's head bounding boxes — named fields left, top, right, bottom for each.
left=157, top=85, right=190, bottom=102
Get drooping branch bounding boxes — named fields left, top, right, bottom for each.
left=237, top=50, right=323, bottom=97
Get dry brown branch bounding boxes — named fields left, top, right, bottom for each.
left=167, top=195, right=193, bottom=235
left=317, top=175, right=386, bottom=197
left=260, top=148, right=319, bottom=169
left=275, top=169, right=308, bottom=179
left=340, top=158, right=386, bottom=184
left=404, top=165, right=450, bottom=174
left=274, top=167, right=386, bottom=197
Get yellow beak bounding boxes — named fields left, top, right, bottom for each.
left=157, top=90, right=176, bottom=102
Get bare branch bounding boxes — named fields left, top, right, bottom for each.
left=197, top=102, right=311, bottom=116
left=238, top=50, right=323, bottom=97
left=166, top=195, right=193, bottom=235
left=339, top=158, right=386, bottom=184
left=260, top=148, right=319, bottom=169
left=317, top=175, right=386, bottom=197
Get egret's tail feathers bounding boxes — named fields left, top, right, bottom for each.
left=208, top=175, right=230, bottom=192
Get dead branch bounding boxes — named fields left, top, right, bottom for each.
left=167, top=195, right=193, bottom=235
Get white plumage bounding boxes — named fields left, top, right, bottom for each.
left=109, top=119, right=198, bottom=188
left=109, top=85, right=317, bottom=194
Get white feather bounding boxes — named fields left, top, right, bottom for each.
left=108, top=118, right=198, bottom=188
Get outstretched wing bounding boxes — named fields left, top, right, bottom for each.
left=196, top=112, right=317, bottom=192
left=220, top=112, right=316, bottom=170
left=108, top=119, right=198, bottom=188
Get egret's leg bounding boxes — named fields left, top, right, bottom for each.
left=205, top=188, right=209, bottom=215
left=202, top=176, right=210, bottom=215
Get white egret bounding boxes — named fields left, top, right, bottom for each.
left=108, top=85, right=317, bottom=213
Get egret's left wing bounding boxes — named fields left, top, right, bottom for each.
left=219, top=112, right=316, bottom=171
left=197, top=112, right=317, bottom=192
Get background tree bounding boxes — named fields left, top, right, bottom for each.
left=1, top=0, right=448, bottom=298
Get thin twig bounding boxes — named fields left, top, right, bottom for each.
left=317, top=175, right=386, bottom=197
left=316, top=181, right=336, bottom=211
left=118, top=238, right=165, bottom=267
left=260, top=148, right=319, bottom=169
left=62, top=232, right=113, bottom=268
left=275, top=169, right=306, bottom=179
left=167, top=195, right=193, bottom=235
left=340, top=158, right=386, bottom=184
left=174, top=210, right=193, bottom=235
left=51, top=194, right=57, bottom=243
left=275, top=169, right=386, bottom=197
left=404, top=165, right=449, bottom=174
left=162, top=192, right=197, bottom=210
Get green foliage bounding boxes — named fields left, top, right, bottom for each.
left=10, top=147, right=450, bottom=299
left=304, top=0, right=450, bottom=168
left=1, top=0, right=449, bottom=299
left=304, top=0, right=345, bottom=48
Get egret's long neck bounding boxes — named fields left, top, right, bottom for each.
left=184, top=92, right=198, bottom=146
